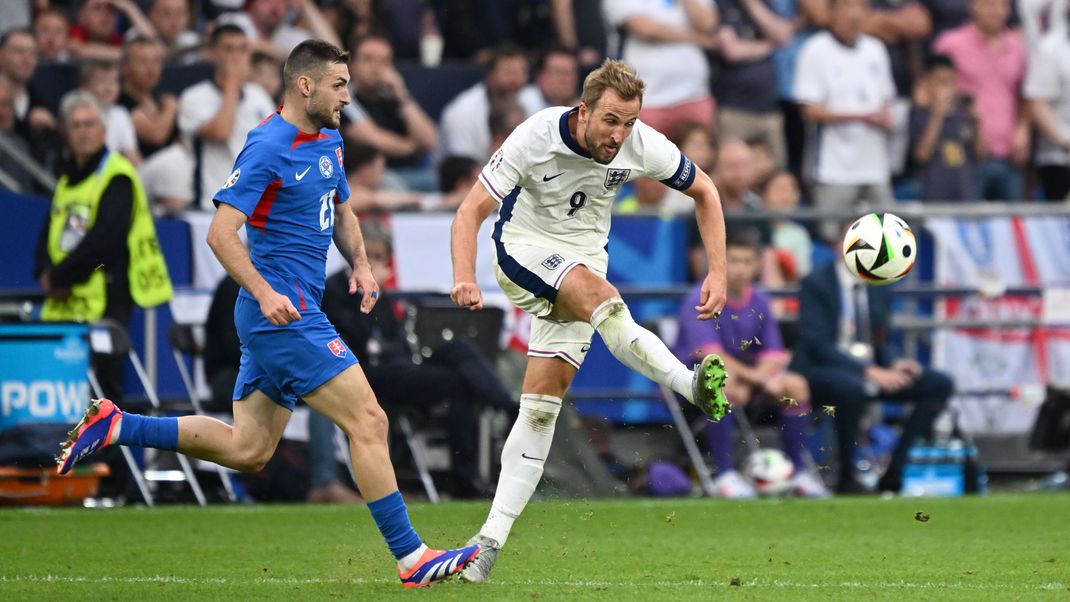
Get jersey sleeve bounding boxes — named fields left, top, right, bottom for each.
left=212, top=138, right=278, bottom=215
left=637, top=122, right=696, bottom=191
left=479, top=118, right=531, bottom=203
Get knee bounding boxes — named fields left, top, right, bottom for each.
left=342, top=401, right=390, bottom=444
left=232, top=444, right=275, bottom=473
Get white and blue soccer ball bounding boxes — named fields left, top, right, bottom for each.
left=743, top=449, right=795, bottom=496
left=842, top=212, right=917, bottom=285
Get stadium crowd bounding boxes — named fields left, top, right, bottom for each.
left=2, top=0, right=1067, bottom=502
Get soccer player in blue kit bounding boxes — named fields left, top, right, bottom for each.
left=56, top=40, right=479, bottom=588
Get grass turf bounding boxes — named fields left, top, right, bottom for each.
left=1, top=494, right=1067, bottom=600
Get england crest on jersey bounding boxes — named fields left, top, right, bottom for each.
left=604, top=168, right=630, bottom=188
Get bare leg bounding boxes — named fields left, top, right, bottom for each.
left=173, top=390, right=291, bottom=472
left=302, top=363, right=397, bottom=501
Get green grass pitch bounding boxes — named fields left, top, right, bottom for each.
left=1, top=494, right=1067, bottom=600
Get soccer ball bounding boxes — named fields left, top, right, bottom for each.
left=842, top=212, right=917, bottom=285
left=742, top=449, right=795, bottom=496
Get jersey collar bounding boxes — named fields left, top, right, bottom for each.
left=559, top=107, right=591, bottom=159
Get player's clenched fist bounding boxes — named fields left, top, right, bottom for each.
left=259, top=290, right=302, bottom=326
left=451, top=282, right=483, bottom=310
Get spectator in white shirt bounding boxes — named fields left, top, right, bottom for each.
left=80, top=60, right=140, bottom=165
left=795, top=0, right=896, bottom=242
left=518, top=45, right=580, bottom=114
left=604, top=0, right=718, bottom=137
left=1025, top=23, right=1070, bottom=201
left=439, top=44, right=529, bottom=161
left=178, top=24, right=275, bottom=210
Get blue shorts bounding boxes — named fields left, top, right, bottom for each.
left=232, top=295, right=357, bottom=411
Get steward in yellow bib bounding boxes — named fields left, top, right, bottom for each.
left=35, top=91, right=172, bottom=326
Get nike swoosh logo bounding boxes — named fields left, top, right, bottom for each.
left=521, top=452, right=545, bottom=461
left=542, top=172, right=565, bottom=182
left=295, top=166, right=312, bottom=181
left=580, top=345, right=590, bottom=353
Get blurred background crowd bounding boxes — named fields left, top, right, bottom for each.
left=0, top=0, right=1069, bottom=506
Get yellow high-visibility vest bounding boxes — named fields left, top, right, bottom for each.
left=42, top=151, right=173, bottom=321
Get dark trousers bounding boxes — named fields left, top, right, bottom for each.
left=365, top=339, right=515, bottom=479
left=804, top=367, right=953, bottom=481
left=1038, top=165, right=1070, bottom=201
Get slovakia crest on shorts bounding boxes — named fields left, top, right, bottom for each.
left=327, top=338, right=347, bottom=358
left=319, top=155, right=333, bottom=178
left=604, top=168, right=630, bottom=188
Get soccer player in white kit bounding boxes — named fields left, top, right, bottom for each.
left=450, top=60, right=730, bottom=581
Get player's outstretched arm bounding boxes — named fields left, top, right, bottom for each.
left=206, top=203, right=301, bottom=326
left=450, top=183, right=499, bottom=310
left=684, top=169, right=728, bottom=320
left=332, top=200, right=380, bottom=314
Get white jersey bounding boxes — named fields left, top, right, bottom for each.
left=478, top=107, right=695, bottom=255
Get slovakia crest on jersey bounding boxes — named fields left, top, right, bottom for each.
left=319, top=155, right=333, bottom=178
left=327, top=338, right=347, bottom=358
left=604, top=168, right=630, bottom=188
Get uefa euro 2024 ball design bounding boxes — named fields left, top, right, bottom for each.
left=743, top=448, right=795, bottom=496
left=842, top=212, right=917, bottom=285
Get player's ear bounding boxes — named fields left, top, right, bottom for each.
left=298, top=74, right=313, bottom=98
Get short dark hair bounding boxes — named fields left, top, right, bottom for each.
left=438, top=156, right=478, bottom=193
left=79, top=60, right=118, bottom=86
left=726, top=228, right=763, bottom=254
left=121, top=35, right=160, bottom=64
left=926, top=53, right=955, bottom=72
left=283, top=39, right=350, bottom=90
left=342, top=143, right=381, bottom=173
left=0, top=28, right=33, bottom=49
left=251, top=51, right=278, bottom=69
left=351, top=33, right=391, bottom=56
left=534, top=43, right=575, bottom=74
left=486, top=43, right=527, bottom=75
left=209, top=23, right=245, bottom=47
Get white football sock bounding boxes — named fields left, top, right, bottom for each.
left=398, top=543, right=429, bottom=572
left=479, top=394, right=561, bottom=547
left=591, top=297, right=695, bottom=403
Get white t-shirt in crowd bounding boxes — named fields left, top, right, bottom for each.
left=518, top=84, right=549, bottom=115
left=794, top=31, right=895, bottom=185
left=603, top=0, right=713, bottom=108
left=178, top=80, right=276, bottom=210
left=440, top=82, right=493, bottom=162
left=105, top=104, right=139, bottom=156
left=479, top=106, right=695, bottom=254
left=1024, top=31, right=1070, bottom=166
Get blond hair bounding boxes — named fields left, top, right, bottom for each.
left=580, top=59, right=645, bottom=110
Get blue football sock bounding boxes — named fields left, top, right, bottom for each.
left=116, top=413, right=179, bottom=451
left=367, top=490, right=423, bottom=560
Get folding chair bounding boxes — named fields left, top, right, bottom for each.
left=389, top=302, right=507, bottom=502
left=168, top=323, right=237, bottom=502
left=88, top=318, right=207, bottom=507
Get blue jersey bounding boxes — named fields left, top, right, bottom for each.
left=214, top=112, right=350, bottom=310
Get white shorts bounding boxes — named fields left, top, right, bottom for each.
left=492, top=241, right=608, bottom=369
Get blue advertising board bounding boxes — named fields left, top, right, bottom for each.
left=0, top=323, right=90, bottom=431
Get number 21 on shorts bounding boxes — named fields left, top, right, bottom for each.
left=319, top=189, right=337, bottom=230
